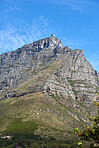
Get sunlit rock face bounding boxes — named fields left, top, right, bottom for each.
left=0, top=35, right=99, bottom=101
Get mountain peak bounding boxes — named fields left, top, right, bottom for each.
left=20, top=35, right=63, bottom=53
left=51, top=34, right=55, bottom=37
left=33, top=34, right=63, bottom=49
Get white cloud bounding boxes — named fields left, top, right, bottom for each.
left=41, top=0, right=95, bottom=13
left=0, top=17, right=53, bottom=54
left=2, top=0, right=21, bottom=13
left=86, top=55, right=99, bottom=72
left=4, top=5, right=21, bottom=13
left=61, top=37, right=89, bottom=49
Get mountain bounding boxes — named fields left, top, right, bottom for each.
left=0, top=34, right=99, bottom=147
left=0, top=34, right=99, bottom=102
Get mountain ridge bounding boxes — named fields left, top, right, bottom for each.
left=0, top=35, right=99, bottom=102
left=0, top=35, right=99, bottom=147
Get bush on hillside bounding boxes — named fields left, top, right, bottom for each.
left=74, top=101, right=99, bottom=147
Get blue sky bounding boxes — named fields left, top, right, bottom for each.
left=0, top=0, right=99, bottom=71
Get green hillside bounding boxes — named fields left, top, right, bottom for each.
left=0, top=82, right=92, bottom=147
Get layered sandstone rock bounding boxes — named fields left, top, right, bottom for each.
left=0, top=35, right=99, bottom=101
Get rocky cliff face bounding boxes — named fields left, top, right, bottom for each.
left=0, top=34, right=99, bottom=102
left=0, top=35, right=62, bottom=89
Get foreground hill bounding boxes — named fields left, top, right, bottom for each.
left=0, top=34, right=99, bottom=147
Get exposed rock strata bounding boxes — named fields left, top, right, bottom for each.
left=0, top=35, right=99, bottom=101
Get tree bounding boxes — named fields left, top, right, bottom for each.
left=73, top=101, right=99, bottom=147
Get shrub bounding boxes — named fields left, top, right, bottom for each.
left=74, top=101, right=99, bottom=147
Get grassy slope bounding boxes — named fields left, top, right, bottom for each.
left=0, top=57, right=93, bottom=148
left=0, top=91, right=89, bottom=136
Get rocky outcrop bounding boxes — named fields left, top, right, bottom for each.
left=0, top=35, right=63, bottom=89
left=0, top=34, right=99, bottom=102
left=44, top=47, right=99, bottom=101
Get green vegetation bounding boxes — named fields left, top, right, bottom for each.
left=0, top=134, right=79, bottom=148
left=67, top=79, right=74, bottom=87
left=74, top=101, right=99, bottom=147
left=2, top=118, right=38, bottom=135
